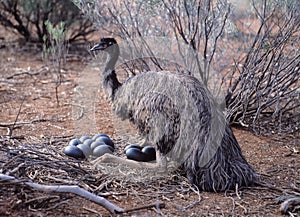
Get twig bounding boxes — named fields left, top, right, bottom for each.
left=0, top=118, right=50, bottom=127
left=117, top=202, right=165, bottom=214
left=98, top=192, right=127, bottom=197
left=24, top=195, right=60, bottom=205
left=290, top=183, right=300, bottom=193
left=83, top=207, right=101, bottom=215
left=176, top=198, right=201, bottom=211
left=2, top=153, right=26, bottom=168
left=235, top=183, right=242, bottom=200
left=228, top=196, right=236, bottom=214
left=236, top=202, right=248, bottom=214
left=0, top=173, right=124, bottom=214
left=7, top=162, right=26, bottom=176
left=280, top=197, right=300, bottom=214
left=255, top=181, right=300, bottom=196
left=43, top=201, right=70, bottom=211
left=6, top=96, right=26, bottom=138
left=6, top=66, right=49, bottom=79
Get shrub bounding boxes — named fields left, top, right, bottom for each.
left=0, top=0, right=94, bottom=42
left=73, top=0, right=299, bottom=135
left=42, top=20, right=68, bottom=106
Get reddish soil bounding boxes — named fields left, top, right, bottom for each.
left=0, top=34, right=299, bottom=217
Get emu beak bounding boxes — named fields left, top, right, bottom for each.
left=90, top=42, right=107, bottom=51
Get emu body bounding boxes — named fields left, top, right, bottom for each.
left=91, top=38, right=258, bottom=192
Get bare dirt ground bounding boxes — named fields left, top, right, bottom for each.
left=0, top=36, right=299, bottom=217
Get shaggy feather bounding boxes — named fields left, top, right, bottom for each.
left=93, top=38, right=258, bottom=192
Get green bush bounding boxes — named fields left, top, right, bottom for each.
left=42, top=20, right=68, bottom=106
left=0, top=0, right=94, bottom=42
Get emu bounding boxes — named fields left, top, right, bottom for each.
left=91, top=38, right=258, bottom=192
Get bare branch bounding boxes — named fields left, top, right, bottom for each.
left=0, top=174, right=124, bottom=214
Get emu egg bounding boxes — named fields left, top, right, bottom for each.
left=95, top=136, right=114, bottom=149
left=79, top=135, right=91, bottom=143
left=77, top=143, right=92, bottom=158
left=124, top=144, right=142, bottom=154
left=93, top=145, right=113, bottom=157
left=126, top=148, right=153, bottom=162
left=142, top=146, right=156, bottom=161
left=83, top=138, right=94, bottom=146
left=92, top=133, right=110, bottom=140
left=90, top=140, right=106, bottom=150
left=68, top=138, right=81, bottom=146
left=64, top=145, right=85, bottom=159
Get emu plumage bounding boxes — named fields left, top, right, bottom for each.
left=91, top=38, right=258, bottom=192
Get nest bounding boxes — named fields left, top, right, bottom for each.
left=0, top=136, right=195, bottom=215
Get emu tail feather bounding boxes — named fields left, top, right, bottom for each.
left=176, top=74, right=258, bottom=192
left=184, top=126, right=258, bottom=192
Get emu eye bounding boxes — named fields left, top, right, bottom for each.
left=108, top=41, right=113, bottom=45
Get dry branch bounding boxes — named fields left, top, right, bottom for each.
left=280, top=196, right=300, bottom=214
left=74, top=0, right=299, bottom=135
left=0, top=173, right=124, bottom=214
left=0, top=118, right=50, bottom=127
left=225, top=0, right=300, bottom=134
left=118, top=202, right=165, bottom=214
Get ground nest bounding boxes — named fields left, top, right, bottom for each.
left=1, top=136, right=300, bottom=216
left=0, top=137, right=198, bottom=215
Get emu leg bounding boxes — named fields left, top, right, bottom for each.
left=91, top=152, right=168, bottom=172
left=92, top=153, right=158, bottom=169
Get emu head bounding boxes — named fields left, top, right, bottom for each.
left=90, top=38, right=118, bottom=54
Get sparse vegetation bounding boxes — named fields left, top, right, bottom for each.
left=42, top=20, right=68, bottom=106
left=224, top=0, right=300, bottom=135
left=0, top=0, right=94, bottom=42
left=73, top=0, right=299, bottom=135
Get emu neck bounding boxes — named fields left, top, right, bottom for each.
left=104, top=50, right=119, bottom=72
left=102, top=49, right=121, bottom=100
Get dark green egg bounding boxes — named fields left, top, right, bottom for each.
left=93, top=145, right=113, bottom=157
left=124, top=144, right=142, bottom=154
left=125, top=148, right=147, bottom=162
left=64, top=145, right=85, bottom=159
left=68, top=138, right=81, bottom=146
left=92, top=133, right=110, bottom=140
left=90, top=140, right=106, bottom=150
left=142, top=146, right=156, bottom=161
left=83, top=138, right=94, bottom=146
left=77, top=143, right=92, bottom=158
left=79, top=135, right=91, bottom=143
left=95, top=136, right=114, bottom=149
